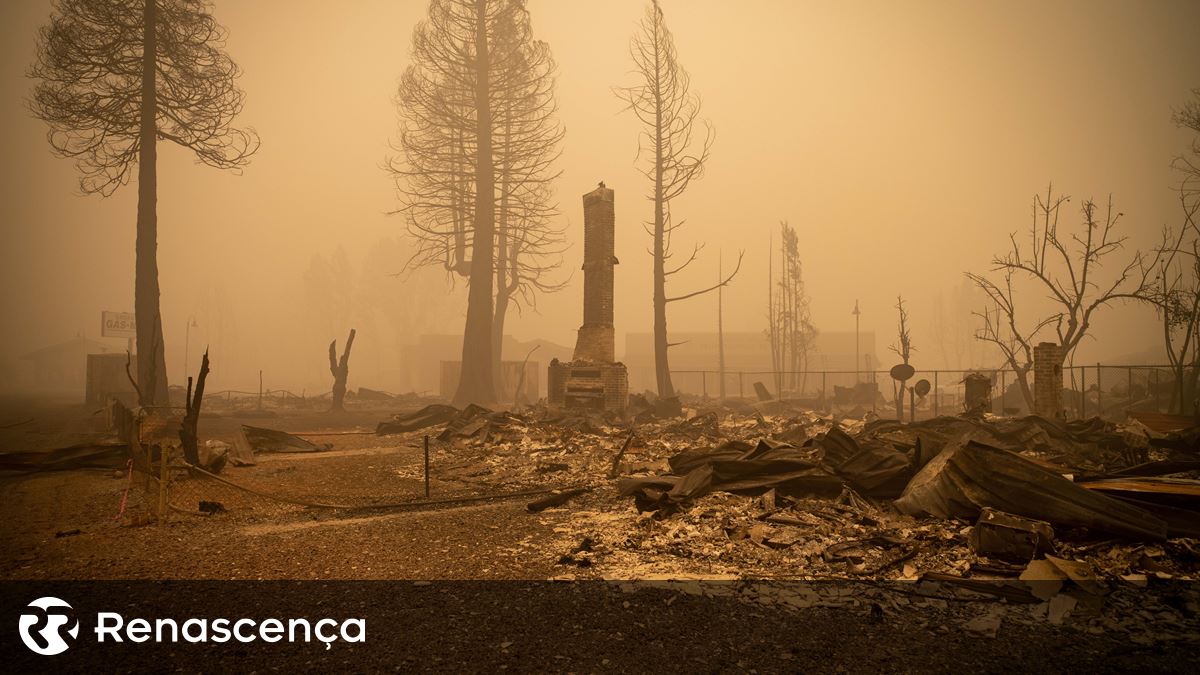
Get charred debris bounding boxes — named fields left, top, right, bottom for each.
left=363, top=396, right=1200, bottom=585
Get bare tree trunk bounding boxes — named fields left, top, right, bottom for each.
left=455, top=0, right=498, bottom=407
left=618, top=2, right=723, bottom=401
left=492, top=115, right=512, bottom=392
left=179, top=349, right=210, bottom=466
left=653, top=231, right=673, bottom=397
left=782, top=238, right=791, bottom=393
left=767, top=232, right=781, bottom=397
left=329, top=328, right=355, bottom=412
left=1014, top=367, right=1034, bottom=412
left=652, top=73, right=673, bottom=399
left=135, top=0, right=168, bottom=405
left=492, top=283, right=509, bottom=398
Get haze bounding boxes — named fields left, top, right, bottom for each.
left=1, top=0, right=1197, bottom=394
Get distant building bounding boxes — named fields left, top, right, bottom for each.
left=21, top=336, right=118, bottom=393
left=401, top=334, right=573, bottom=399
left=439, top=360, right=541, bottom=403
left=622, top=330, right=879, bottom=396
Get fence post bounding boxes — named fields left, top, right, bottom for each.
left=1155, top=369, right=1161, bottom=411
left=934, top=371, right=939, bottom=417
left=1096, top=363, right=1102, bottom=415
left=702, top=371, right=707, bottom=399
left=1080, top=367, right=1087, bottom=419
left=1128, top=367, right=1133, bottom=405
left=739, top=372, right=744, bottom=399
left=822, top=371, right=827, bottom=412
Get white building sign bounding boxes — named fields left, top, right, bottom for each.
left=101, top=311, right=136, bottom=339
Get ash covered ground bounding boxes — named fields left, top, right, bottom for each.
left=2, top=393, right=1199, bottom=669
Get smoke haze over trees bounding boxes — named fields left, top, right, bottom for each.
left=2, top=1, right=1197, bottom=396
left=28, top=0, right=258, bottom=404
left=390, top=0, right=563, bottom=405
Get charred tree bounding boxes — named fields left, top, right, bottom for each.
left=889, top=296, right=914, bottom=421
left=1145, top=194, right=1200, bottom=414
left=391, top=0, right=563, bottom=406
left=1175, top=88, right=1200, bottom=207
left=179, top=348, right=209, bottom=466
left=329, top=329, right=356, bottom=413
left=490, top=22, right=566, bottom=386
left=766, top=230, right=781, bottom=396
left=765, top=222, right=816, bottom=396
left=1142, top=94, right=1200, bottom=414
left=890, top=296, right=914, bottom=363
left=30, top=0, right=258, bottom=405
left=968, top=185, right=1154, bottom=411
left=615, top=0, right=739, bottom=398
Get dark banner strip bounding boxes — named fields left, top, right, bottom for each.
left=2, top=580, right=1197, bottom=673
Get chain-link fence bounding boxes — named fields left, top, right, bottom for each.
left=670, top=364, right=1183, bottom=420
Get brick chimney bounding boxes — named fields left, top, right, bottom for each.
left=573, top=184, right=617, bottom=363
left=1033, top=342, right=1064, bottom=418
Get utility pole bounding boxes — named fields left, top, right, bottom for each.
left=718, top=252, right=726, bottom=401
left=852, top=300, right=861, bottom=383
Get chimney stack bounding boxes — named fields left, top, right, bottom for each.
left=573, top=183, right=617, bottom=363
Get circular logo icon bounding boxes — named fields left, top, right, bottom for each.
left=18, top=597, right=79, bottom=656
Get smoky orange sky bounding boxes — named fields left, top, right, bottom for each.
left=1, top=0, right=1197, bottom=393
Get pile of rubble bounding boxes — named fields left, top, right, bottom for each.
left=240, top=399, right=1200, bottom=605
left=372, top=402, right=1199, bottom=574
left=494, top=403, right=1198, bottom=642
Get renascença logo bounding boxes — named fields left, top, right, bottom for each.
left=16, top=597, right=365, bottom=654
left=19, top=597, right=80, bottom=656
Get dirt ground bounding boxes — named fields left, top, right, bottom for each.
left=0, top=397, right=571, bottom=580
left=2, top=395, right=1198, bottom=671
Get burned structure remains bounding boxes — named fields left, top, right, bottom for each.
left=1034, top=342, right=1064, bottom=419
left=548, top=184, right=629, bottom=411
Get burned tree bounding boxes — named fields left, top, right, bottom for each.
left=615, top=0, right=740, bottom=398
left=891, top=296, right=914, bottom=365
left=179, top=348, right=209, bottom=466
left=489, top=22, right=566, bottom=385
left=29, top=0, right=258, bottom=405
left=329, top=329, right=356, bottom=412
left=1145, top=195, right=1200, bottom=414
left=889, top=296, right=915, bottom=421
left=1175, top=88, right=1200, bottom=206
left=766, top=222, right=817, bottom=397
left=391, top=0, right=563, bottom=406
left=968, top=185, right=1154, bottom=410
left=1142, top=91, right=1200, bottom=414
left=930, top=278, right=984, bottom=371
